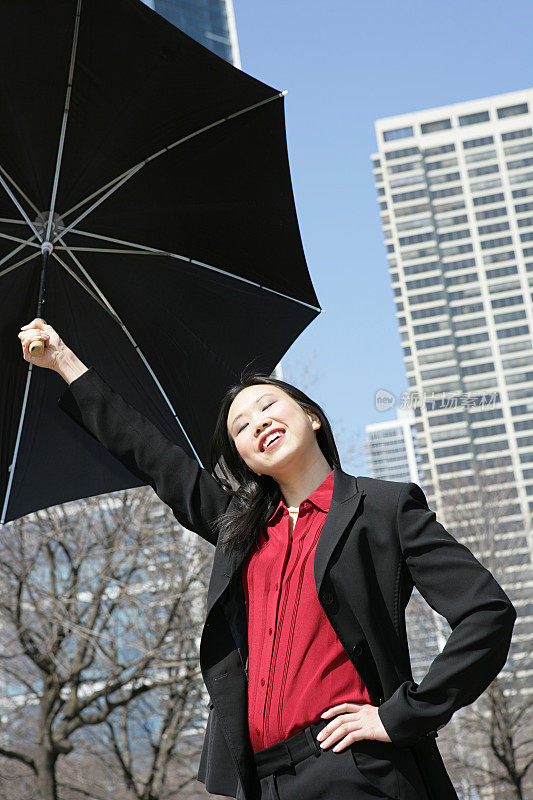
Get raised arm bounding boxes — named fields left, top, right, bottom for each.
left=18, top=319, right=231, bottom=545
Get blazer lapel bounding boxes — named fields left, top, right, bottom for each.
left=207, top=467, right=366, bottom=617
left=314, top=467, right=365, bottom=594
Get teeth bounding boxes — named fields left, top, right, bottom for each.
left=262, top=431, right=284, bottom=451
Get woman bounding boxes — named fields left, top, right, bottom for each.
left=18, top=319, right=516, bottom=800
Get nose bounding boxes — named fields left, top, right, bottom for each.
left=255, top=419, right=271, bottom=438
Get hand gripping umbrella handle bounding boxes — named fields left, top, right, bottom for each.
left=29, top=319, right=47, bottom=357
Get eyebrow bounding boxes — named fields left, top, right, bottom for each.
left=230, top=393, right=274, bottom=431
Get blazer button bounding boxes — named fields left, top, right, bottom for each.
left=321, top=592, right=333, bottom=605
left=352, top=644, right=363, bottom=657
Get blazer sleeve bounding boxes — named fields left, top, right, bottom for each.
left=378, top=481, right=517, bottom=748
left=57, top=367, right=232, bottom=546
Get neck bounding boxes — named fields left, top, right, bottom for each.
left=275, top=450, right=333, bottom=508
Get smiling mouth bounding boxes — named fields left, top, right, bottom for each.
left=261, top=431, right=285, bottom=452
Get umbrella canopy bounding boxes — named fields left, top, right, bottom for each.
left=0, top=0, right=321, bottom=524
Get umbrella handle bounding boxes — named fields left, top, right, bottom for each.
left=28, top=318, right=47, bottom=357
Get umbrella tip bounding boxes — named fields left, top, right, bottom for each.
left=281, top=90, right=288, bottom=96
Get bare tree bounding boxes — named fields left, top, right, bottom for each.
left=0, top=486, right=213, bottom=800
left=428, top=458, right=533, bottom=800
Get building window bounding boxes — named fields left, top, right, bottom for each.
left=439, top=214, right=469, bottom=228
left=398, top=232, right=435, bottom=246
left=425, top=158, right=458, bottom=172
left=459, top=111, right=490, bottom=127
left=501, top=127, right=532, bottom=141
left=495, top=309, right=527, bottom=323
left=394, top=202, right=430, bottom=217
left=396, top=216, right=433, bottom=232
left=480, top=236, right=513, bottom=250
left=470, top=179, right=502, bottom=192
left=507, top=156, right=533, bottom=170
left=504, top=141, right=533, bottom=156
left=383, top=126, right=414, bottom=142
left=423, top=144, right=456, bottom=156
left=515, top=201, right=533, bottom=213
left=401, top=246, right=438, bottom=260
left=518, top=216, right=533, bottom=227
left=392, top=189, right=428, bottom=203
left=433, top=200, right=466, bottom=214
left=497, top=102, right=529, bottom=119
left=428, top=171, right=461, bottom=186
left=390, top=174, right=427, bottom=189
left=430, top=186, right=463, bottom=200
left=403, top=261, right=440, bottom=276
left=463, top=135, right=494, bottom=149
left=387, top=162, right=422, bottom=175
left=476, top=206, right=507, bottom=220
left=477, top=221, right=510, bottom=235
left=486, top=265, right=518, bottom=278
left=512, top=187, right=533, bottom=199
left=442, top=258, right=476, bottom=272
left=384, top=146, right=419, bottom=160
left=465, top=149, right=497, bottom=164
left=509, top=171, right=533, bottom=185
left=421, top=118, right=452, bottom=134
left=491, top=295, right=524, bottom=309
left=438, top=229, right=471, bottom=243
left=473, top=192, right=505, bottom=206
left=483, top=250, right=515, bottom=264
left=497, top=325, right=530, bottom=339
left=468, top=164, right=500, bottom=178
left=440, top=243, right=474, bottom=257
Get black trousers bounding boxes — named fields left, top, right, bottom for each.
left=253, top=718, right=430, bottom=800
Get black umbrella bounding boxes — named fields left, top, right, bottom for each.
left=0, top=0, right=321, bottom=524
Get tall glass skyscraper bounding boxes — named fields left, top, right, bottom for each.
left=372, top=88, right=533, bottom=684
left=142, top=0, right=240, bottom=66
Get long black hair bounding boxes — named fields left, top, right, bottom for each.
left=209, top=373, right=341, bottom=554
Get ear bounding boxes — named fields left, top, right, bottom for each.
left=308, top=413, right=321, bottom=431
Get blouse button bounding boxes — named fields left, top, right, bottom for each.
left=261, top=678, right=265, bottom=686
left=256, top=728, right=261, bottom=736
left=269, top=628, right=273, bottom=635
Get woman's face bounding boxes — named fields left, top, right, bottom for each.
left=226, top=384, right=320, bottom=478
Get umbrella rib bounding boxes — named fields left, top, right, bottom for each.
left=51, top=251, right=121, bottom=322
left=0, top=231, right=40, bottom=249
left=1, top=364, right=34, bottom=525
left=45, top=0, right=83, bottom=243
left=51, top=164, right=144, bottom=244
left=0, top=217, right=29, bottom=225
left=0, top=251, right=40, bottom=280
left=68, top=227, right=323, bottom=313
left=54, top=239, right=205, bottom=467
left=59, top=90, right=288, bottom=224
left=0, top=173, right=42, bottom=242
left=0, top=237, right=38, bottom=270
left=0, top=166, right=40, bottom=214
left=55, top=246, right=152, bottom=254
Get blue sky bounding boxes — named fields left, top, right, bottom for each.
left=232, top=0, right=533, bottom=474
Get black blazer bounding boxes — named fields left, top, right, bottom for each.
left=58, top=368, right=517, bottom=800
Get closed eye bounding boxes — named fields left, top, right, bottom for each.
left=237, top=401, right=275, bottom=434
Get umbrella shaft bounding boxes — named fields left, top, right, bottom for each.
left=36, top=246, right=50, bottom=320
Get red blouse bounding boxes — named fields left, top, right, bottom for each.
left=242, top=469, right=371, bottom=752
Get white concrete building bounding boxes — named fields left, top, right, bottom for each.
left=365, top=408, right=421, bottom=483
left=372, top=89, right=533, bottom=685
